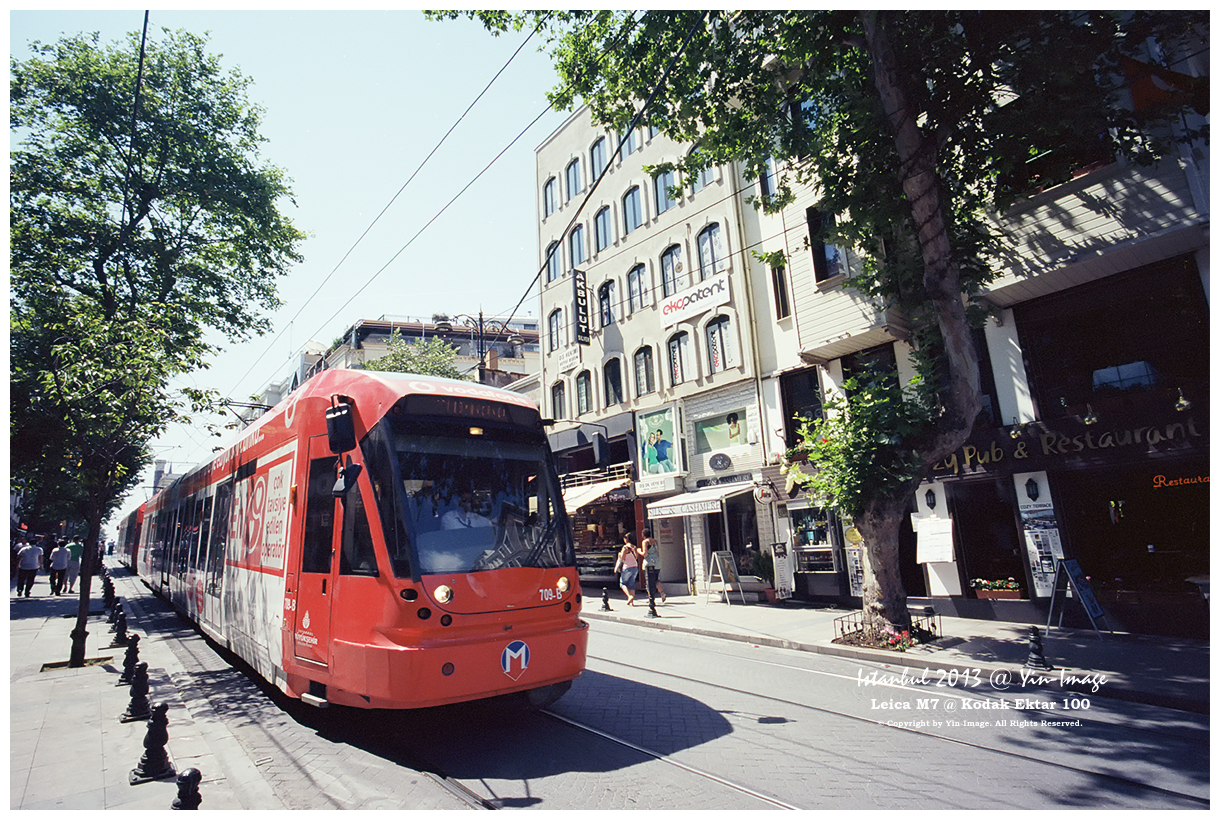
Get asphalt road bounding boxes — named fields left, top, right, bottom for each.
left=142, top=586, right=1208, bottom=810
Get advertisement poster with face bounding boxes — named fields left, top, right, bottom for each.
left=695, top=408, right=748, bottom=453
left=637, top=406, right=679, bottom=474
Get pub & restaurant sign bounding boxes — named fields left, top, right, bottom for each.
left=933, top=412, right=1206, bottom=478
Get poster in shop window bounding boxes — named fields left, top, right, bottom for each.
left=636, top=405, right=680, bottom=475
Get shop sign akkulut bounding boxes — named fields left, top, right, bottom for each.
left=660, top=271, right=731, bottom=328
left=573, top=268, right=591, bottom=345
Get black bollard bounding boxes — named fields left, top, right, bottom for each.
left=600, top=587, right=612, bottom=612
left=644, top=587, right=659, bottom=618
left=129, top=702, right=176, bottom=785
left=121, top=661, right=152, bottom=723
left=117, top=634, right=142, bottom=686
left=1023, top=625, right=1055, bottom=671
left=171, top=768, right=202, bottom=809
left=109, top=599, right=123, bottom=628
left=111, top=611, right=132, bottom=647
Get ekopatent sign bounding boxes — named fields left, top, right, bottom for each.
left=661, top=271, right=731, bottom=328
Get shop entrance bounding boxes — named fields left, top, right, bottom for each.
left=947, top=478, right=1026, bottom=592
left=704, top=492, right=760, bottom=577
left=1055, top=460, right=1209, bottom=595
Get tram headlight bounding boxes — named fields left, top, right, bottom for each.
left=556, top=576, right=570, bottom=594
left=434, top=584, right=454, bottom=604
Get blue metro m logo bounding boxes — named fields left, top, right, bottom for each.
left=501, top=640, right=530, bottom=681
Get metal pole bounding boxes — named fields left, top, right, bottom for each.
left=477, top=311, right=486, bottom=384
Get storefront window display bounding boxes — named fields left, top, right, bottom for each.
left=789, top=504, right=847, bottom=598
left=570, top=492, right=636, bottom=584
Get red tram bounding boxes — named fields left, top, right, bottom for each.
left=116, top=370, right=588, bottom=709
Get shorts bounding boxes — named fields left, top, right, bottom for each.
left=619, top=566, right=639, bottom=589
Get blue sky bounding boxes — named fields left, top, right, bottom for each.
left=10, top=10, right=569, bottom=529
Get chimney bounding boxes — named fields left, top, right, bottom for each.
left=153, top=460, right=166, bottom=490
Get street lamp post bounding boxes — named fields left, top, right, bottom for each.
left=433, top=312, right=524, bottom=385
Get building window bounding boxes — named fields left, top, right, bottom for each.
left=648, top=124, right=660, bottom=139
left=706, top=314, right=736, bottom=373
left=771, top=264, right=791, bottom=319
left=594, top=206, right=612, bottom=253
left=565, top=159, right=582, bottom=201
left=551, top=381, right=566, bottom=419
left=690, top=157, right=714, bottom=193
left=654, top=168, right=676, bottom=214
left=661, top=244, right=683, bottom=296
left=621, top=129, right=637, bottom=155
left=543, top=177, right=557, bottom=217
left=598, top=280, right=616, bottom=327
left=807, top=208, right=846, bottom=282
left=545, top=241, right=561, bottom=283
left=667, top=331, right=690, bottom=386
left=697, top=223, right=725, bottom=280
left=548, top=309, right=563, bottom=352
left=590, top=137, right=607, bottom=181
left=623, top=187, right=643, bottom=234
left=575, top=370, right=592, bottom=415
left=627, top=264, right=647, bottom=313
left=634, top=346, right=655, bottom=396
left=603, top=358, right=623, bottom=406
left=569, top=225, right=585, bottom=267
left=758, top=156, right=777, bottom=200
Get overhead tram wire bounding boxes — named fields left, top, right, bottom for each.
left=256, top=12, right=656, bottom=384
left=224, top=12, right=648, bottom=403
left=225, top=19, right=546, bottom=400
left=498, top=11, right=711, bottom=334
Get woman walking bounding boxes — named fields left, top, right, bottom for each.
left=613, top=532, right=642, bottom=606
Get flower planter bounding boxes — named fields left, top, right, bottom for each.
left=976, top=589, right=1021, bottom=600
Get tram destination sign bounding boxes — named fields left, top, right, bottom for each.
left=407, top=394, right=536, bottom=426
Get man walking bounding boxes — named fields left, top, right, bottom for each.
left=64, top=537, right=84, bottom=594
left=48, top=540, right=71, bottom=595
left=16, top=539, right=44, bottom=597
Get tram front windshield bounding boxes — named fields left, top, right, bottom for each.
left=385, top=420, right=571, bottom=576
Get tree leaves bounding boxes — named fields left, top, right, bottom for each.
left=10, top=27, right=305, bottom=534
left=363, top=332, right=471, bottom=382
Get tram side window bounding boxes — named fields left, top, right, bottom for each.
left=193, top=495, right=213, bottom=573
left=206, top=482, right=233, bottom=596
left=340, top=483, right=379, bottom=576
left=177, top=498, right=198, bottom=578
left=303, top=456, right=338, bottom=574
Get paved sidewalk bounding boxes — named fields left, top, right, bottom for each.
left=9, top=568, right=283, bottom=810
left=583, top=586, right=1211, bottom=714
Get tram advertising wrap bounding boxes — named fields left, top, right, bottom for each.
left=116, top=370, right=588, bottom=710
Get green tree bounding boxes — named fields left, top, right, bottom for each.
left=443, top=10, right=1207, bottom=628
left=11, top=26, right=305, bottom=664
left=363, top=332, right=470, bottom=381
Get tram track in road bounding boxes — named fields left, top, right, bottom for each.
left=584, top=647, right=1210, bottom=808
left=539, top=709, right=801, bottom=810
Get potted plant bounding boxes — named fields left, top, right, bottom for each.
left=970, top=578, right=1022, bottom=599
left=752, top=550, right=777, bottom=602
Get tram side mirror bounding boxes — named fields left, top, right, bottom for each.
left=326, top=401, right=357, bottom=454
left=333, top=459, right=363, bottom=498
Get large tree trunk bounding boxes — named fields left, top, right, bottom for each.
left=857, top=484, right=919, bottom=630
left=68, top=508, right=103, bottom=668
left=856, top=13, right=983, bottom=629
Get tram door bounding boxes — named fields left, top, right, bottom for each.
left=294, top=436, right=338, bottom=666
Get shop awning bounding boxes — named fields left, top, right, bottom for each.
left=646, top=483, right=753, bottom=519
left=562, top=478, right=630, bottom=512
